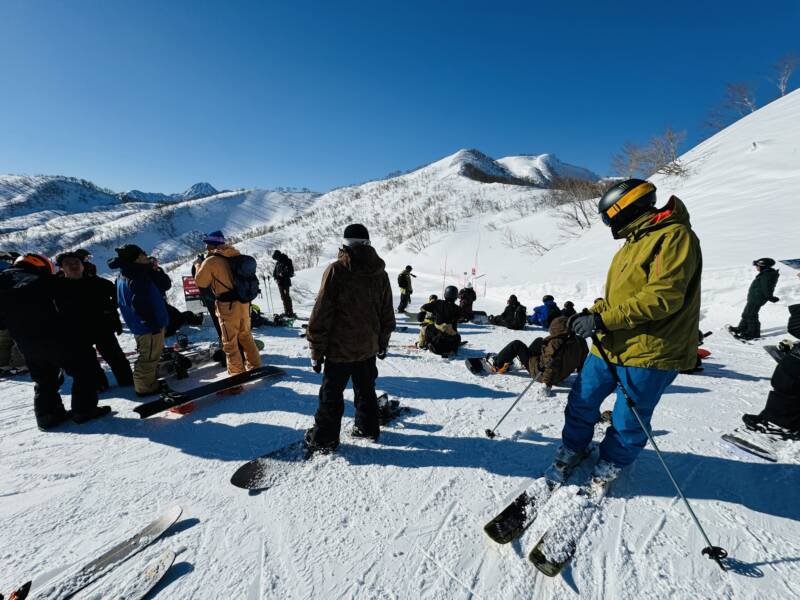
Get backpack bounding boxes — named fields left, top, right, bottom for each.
left=511, top=305, right=528, bottom=329
left=424, top=326, right=462, bottom=356
left=217, top=255, right=260, bottom=303
left=397, top=273, right=405, bottom=288
left=276, top=259, right=294, bottom=280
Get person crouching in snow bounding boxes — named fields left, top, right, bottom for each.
left=488, top=316, right=588, bottom=398
left=528, top=295, right=562, bottom=328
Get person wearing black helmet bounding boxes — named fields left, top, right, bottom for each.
left=728, top=258, right=780, bottom=341
left=550, top=179, right=702, bottom=484
left=305, top=224, right=395, bottom=454
left=271, top=250, right=296, bottom=318
left=397, top=265, right=415, bottom=313
left=489, top=295, right=527, bottom=330
left=561, top=301, right=577, bottom=319
left=458, top=282, right=477, bottom=322
left=417, top=285, right=462, bottom=355
left=0, top=253, right=107, bottom=428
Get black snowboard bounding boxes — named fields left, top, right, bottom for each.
left=231, top=394, right=406, bottom=490
left=134, top=365, right=285, bottom=418
left=465, top=357, right=488, bottom=374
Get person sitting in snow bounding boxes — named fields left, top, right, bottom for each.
left=561, top=301, right=577, bottom=319
left=528, top=295, right=562, bottom=328
left=489, top=295, right=527, bottom=330
left=742, top=304, right=800, bottom=436
left=417, top=294, right=438, bottom=325
left=418, top=286, right=461, bottom=354
left=487, top=316, right=588, bottom=398
left=458, top=283, right=477, bottom=322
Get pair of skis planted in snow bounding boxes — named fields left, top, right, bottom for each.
left=8, top=506, right=181, bottom=600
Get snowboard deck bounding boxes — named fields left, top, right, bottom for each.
left=134, top=365, right=285, bottom=418
left=231, top=394, right=407, bottom=490
left=725, top=325, right=756, bottom=343
left=30, top=505, right=182, bottom=600
left=722, top=432, right=778, bottom=462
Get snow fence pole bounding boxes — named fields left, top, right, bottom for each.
left=591, top=335, right=729, bottom=571
left=485, top=378, right=537, bottom=439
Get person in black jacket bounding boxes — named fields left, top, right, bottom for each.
left=458, top=283, right=477, bottom=322
left=397, top=265, right=415, bottom=313
left=55, top=252, right=133, bottom=389
left=0, top=254, right=107, bottom=429
left=417, top=286, right=461, bottom=354
left=730, top=258, right=780, bottom=340
left=272, top=250, right=296, bottom=318
left=489, top=295, right=527, bottom=330
left=561, top=301, right=577, bottom=319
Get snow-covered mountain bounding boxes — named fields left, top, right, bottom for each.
left=497, top=153, right=599, bottom=185
left=123, top=182, right=221, bottom=203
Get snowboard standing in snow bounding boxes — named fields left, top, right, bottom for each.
left=23, top=505, right=182, bottom=600
left=134, top=365, right=285, bottom=418
left=230, top=394, right=406, bottom=490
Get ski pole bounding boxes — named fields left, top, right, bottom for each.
left=485, top=378, right=537, bottom=439
left=591, top=335, right=729, bottom=571
left=266, top=275, right=275, bottom=315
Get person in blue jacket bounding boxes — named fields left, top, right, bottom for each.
left=108, top=244, right=171, bottom=396
left=528, top=295, right=562, bottom=327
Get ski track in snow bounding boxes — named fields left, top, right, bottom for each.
left=2, top=309, right=799, bottom=600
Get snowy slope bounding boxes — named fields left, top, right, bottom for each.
left=123, top=182, right=220, bottom=203
left=2, top=95, right=800, bottom=599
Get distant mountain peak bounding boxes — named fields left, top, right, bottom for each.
left=181, top=182, right=218, bottom=199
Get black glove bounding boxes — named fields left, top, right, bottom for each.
left=377, top=348, right=387, bottom=360
left=311, top=357, right=324, bottom=373
left=568, top=312, right=603, bottom=338
left=768, top=296, right=779, bottom=303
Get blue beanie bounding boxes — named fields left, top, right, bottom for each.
left=202, top=230, right=226, bottom=246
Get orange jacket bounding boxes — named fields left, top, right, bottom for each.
left=193, top=244, right=239, bottom=299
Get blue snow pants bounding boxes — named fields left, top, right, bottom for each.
left=561, top=353, right=677, bottom=466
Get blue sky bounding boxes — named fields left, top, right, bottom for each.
left=1, top=1, right=798, bottom=193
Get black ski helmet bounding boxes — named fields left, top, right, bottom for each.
left=753, top=258, right=775, bottom=268
left=405, top=265, right=413, bottom=271
left=598, top=179, right=657, bottom=231
left=542, top=295, right=554, bottom=303
left=272, top=250, right=281, bottom=260
left=444, top=285, right=458, bottom=300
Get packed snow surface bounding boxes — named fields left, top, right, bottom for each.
left=1, top=91, right=800, bottom=598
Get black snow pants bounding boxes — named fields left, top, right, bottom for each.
left=759, top=348, right=800, bottom=432
left=94, top=328, right=133, bottom=386
left=736, top=301, right=765, bottom=339
left=495, top=338, right=544, bottom=372
left=21, top=339, right=99, bottom=426
left=311, top=357, right=379, bottom=445
left=278, top=284, right=294, bottom=316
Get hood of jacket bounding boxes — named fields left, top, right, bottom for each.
left=548, top=315, right=569, bottom=337
left=618, top=196, right=692, bottom=241
left=337, top=245, right=386, bottom=277
left=209, top=244, right=240, bottom=258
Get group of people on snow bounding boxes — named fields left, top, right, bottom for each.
left=1, top=176, right=798, bottom=483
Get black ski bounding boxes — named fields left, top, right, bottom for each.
left=134, top=365, right=285, bottom=418
left=483, top=450, right=591, bottom=545
left=528, top=477, right=611, bottom=576
left=29, top=506, right=181, bottom=600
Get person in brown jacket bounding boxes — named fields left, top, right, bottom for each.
left=305, top=223, right=395, bottom=454
left=193, top=231, right=262, bottom=376
left=489, top=316, right=588, bottom=398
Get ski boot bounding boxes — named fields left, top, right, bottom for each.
left=591, top=458, right=622, bottom=485
left=72, top=405, right=112, bottom=424
left=544, top=445, right=589, bottom=484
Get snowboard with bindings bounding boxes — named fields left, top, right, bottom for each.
left=725, top=325, right=756, bottom=343
left=230, top=394, right=407, bottom=490
left=22, top=505, right=182, bottom=600
left=134, top=365, right=285, bottom=418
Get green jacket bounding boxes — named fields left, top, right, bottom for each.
left=746, top=268, right=779, bottom=305
left=591, top=196, right=702, bottom=371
